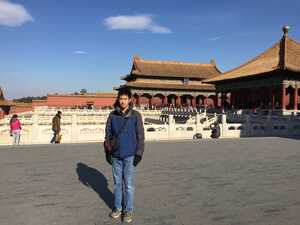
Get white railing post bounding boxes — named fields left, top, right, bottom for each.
left=221, top=113, right=227, bottom=138
left=71, top=113, right=78, bottom=143
left=168, top=114, right=174, bottom=139
left=31, top=111, right=39, bottom=144
left=196, top=113, right=203, bottom=134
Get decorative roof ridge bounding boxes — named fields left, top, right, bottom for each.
left=279, top=25, right=290, bottom=70
left=202, top=42, right=282, bottom=83
left=137, top=58, right=214, bottom=67
left=0, top=86, right=4, bottom=100
left=126, top=80, right=215, bottom=85
left=132, top=55, right=142, bottom=73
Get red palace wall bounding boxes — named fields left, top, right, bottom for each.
left=45, top=95, right=116, bottom=107
left=32, top=100, right=47, bottom=107
left=10, top=105, right=33, bottom=114
left=6, top=93, right=117, bottom=115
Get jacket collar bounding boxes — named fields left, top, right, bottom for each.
left=114, top=104, right=133, bottom=118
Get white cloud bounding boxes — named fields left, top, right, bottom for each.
left=103, top=15, right=171, bottom=34
left=209, top=31, right=256, bottom=41
left=149, top=24, right=171, bottom=34
left=0, top=0, right=34, bottom=27
left=74, top=50, right=87, bottom=55
left=233, top=31, right=256, bottom=37
left=209, top=36, right=222, bottom=41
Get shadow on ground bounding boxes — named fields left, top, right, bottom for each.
left=76, top=162, right=114, bottom=210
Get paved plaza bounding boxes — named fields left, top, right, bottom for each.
left=0, top=138, right=300, bottom=225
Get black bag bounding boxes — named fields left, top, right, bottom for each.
left=193, top=133, right=202, bottom=139
left=104, top=117, right=129, bottom=153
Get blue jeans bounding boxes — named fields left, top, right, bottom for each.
left=112, top=156, right=135, bottom=212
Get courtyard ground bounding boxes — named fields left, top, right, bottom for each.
left=0, top=137, right=300, bottom=225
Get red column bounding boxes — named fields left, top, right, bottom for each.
left=281, top=83, right=286, bottom=110
left=239, top=90, right=243, bottom=108
left=204, top=95, right=208, bottom=108
left=163, top=95, right=168, bottom=106
left=230, top=91, right=235, bottom=107
left=0, top=108, right=4, bottom=119
left=248, top=89, right=251, bottom=108
left=224, top=92, right=228, bottom=108
left=176, top=95, right=181, bottom=107
left=220, top=92, right=224, bottom=109
left=214, top=95, right=218, bottom=108
left=215, top=92, right=219, bottom=107
left=271, top=86, right=275, bottom=110
left=149, top=96, right=152, bottom=106
left=252, top=88, right=257, bottom=109
left=294, top=86, right=298, bottom=110
left=192, top=96, right=196, bottom=107
left=136, top=94, right=140, bottom=106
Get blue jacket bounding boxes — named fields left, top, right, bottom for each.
left=105, top=105, right=145, bottom=159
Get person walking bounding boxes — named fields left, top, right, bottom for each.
left=104, top=87, right=145, bottom=223
left=10, top=114, right=21, bottom=145
left=51, top=111, right=62, bottom=144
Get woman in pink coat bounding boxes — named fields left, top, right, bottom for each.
left=10, top=114, right=22, bottom=145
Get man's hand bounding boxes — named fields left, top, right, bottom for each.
left=105, top=153, right=112, bottom=165
left=133, top=155, right=142, bottom=167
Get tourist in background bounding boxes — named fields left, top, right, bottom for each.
left=51, top=111, right=62, bottom=144
left=10, top=114, right=21, bottom=145
left=210, top=121, right=220, bottom=139
left=0, top=107, right=4, bottom=119
left=104, top=87, right=145, bottom=223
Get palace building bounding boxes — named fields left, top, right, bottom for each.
left=117, top=55, right=221, bottom=107
left=3, top=26, right=300, bottom=116
left=204, top=26, right=300, bottom=112
left=0, top=87, right=15, bottom=118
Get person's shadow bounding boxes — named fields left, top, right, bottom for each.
left=76, top=162, right=114, bottom=210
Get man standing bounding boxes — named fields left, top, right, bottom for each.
left=104, top=87, right=145, bottom=223
left=51, top=111, right=62, bottom=144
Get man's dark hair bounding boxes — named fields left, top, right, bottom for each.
left=57, top=111, right=62, bottom=115
left=117, top=87, right=132, bottom=99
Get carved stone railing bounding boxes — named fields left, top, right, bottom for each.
left=1, top=107, right=300, bottom=145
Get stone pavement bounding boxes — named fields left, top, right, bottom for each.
left=0, top=137, right=300, bottom=225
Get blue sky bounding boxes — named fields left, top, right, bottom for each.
left=0, top=0, right=300, bottom=99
